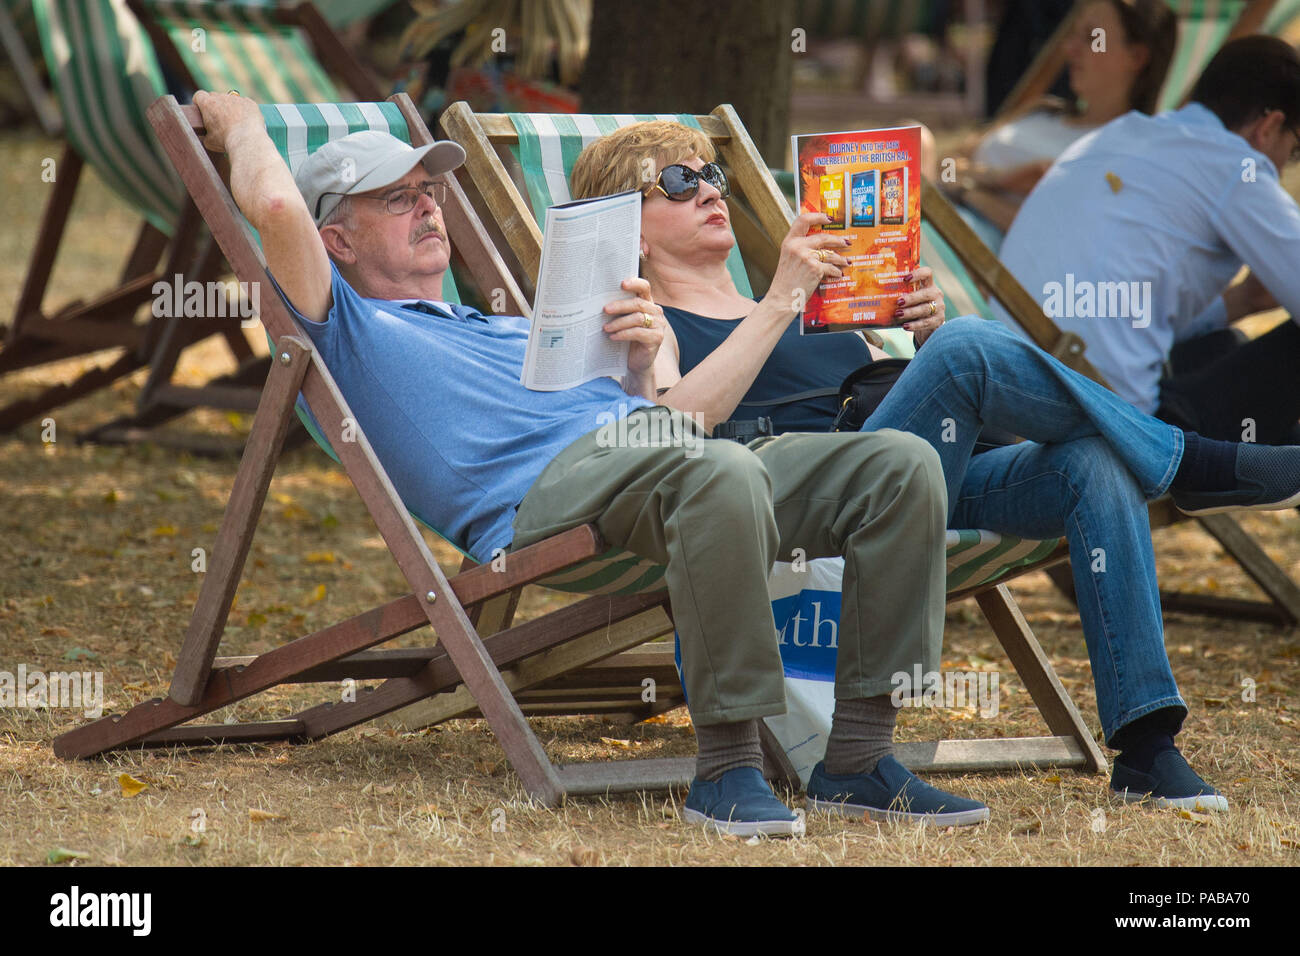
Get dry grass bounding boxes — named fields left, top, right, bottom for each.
left=1, top=130, right=1298, bottom=867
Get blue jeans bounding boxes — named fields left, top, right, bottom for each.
left=862, top=317, right=1188, bottom=744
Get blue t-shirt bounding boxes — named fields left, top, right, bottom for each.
left=665, top=303, right=871, bottom=434
left=280, top=263, right=652, bottom=562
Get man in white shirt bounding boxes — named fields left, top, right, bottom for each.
left=995, top=35, right=1300, bottom=444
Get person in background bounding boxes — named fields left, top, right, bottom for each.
left=937, top=0, right=1176, bottom=247
left=994, top=35, right=1300, bottom=445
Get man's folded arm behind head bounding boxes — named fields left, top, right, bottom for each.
left=192, top=91, right=333, bottom=324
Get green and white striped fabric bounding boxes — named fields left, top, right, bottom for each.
left=503, top=113, right=1064, bottom=596
left=1158, top=0, right=1249, bottom=112
left=138, top=0, right=339, bottom=102
left=1263, top=0, right=1300, bottom=38
left=32, top=0, right=184, bottom=234
left=507, top=112, right=755, bottom=298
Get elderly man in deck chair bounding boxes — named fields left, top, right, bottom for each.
left=194, top=89, right=996, bottom=838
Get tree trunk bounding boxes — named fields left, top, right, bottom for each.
left=579, top=0, right=794, bottom=165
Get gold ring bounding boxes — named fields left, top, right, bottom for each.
left=642, top=313, right=654, bottom=329
left=928, top=301, right=937, bottom=317
left=227, top=89, right=240, bottom=96
left=816, top=250, right=827, bottom=262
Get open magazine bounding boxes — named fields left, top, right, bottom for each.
left=520, top=190, right=640, bottom=390
left=792, top=126, right=922, bottom=335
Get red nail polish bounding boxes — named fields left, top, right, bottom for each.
left=904, top=273, right=914, bottom=282
left=896, top=297, right=906, bottom=306
left=894, top=310, right=905, bottom=318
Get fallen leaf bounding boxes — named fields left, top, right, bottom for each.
left=1043, top=774, right=1061, bottom=784
left=152, top=525, right=178, bottom=537
left=600, top=736, right=634, bottom=750
left=570, top=845, right=602, bottom=866
left=1175, top=808, right=1212, bottom=825
left=249, top=809, right=285, bottom=823
left=118, top=773, right=148, bottom=798
left=309, top=583, right=327, bottom=603
left=1013, top=820, right=1042, bottom=836
left=1105, top=171, right=1123, bottom=193
left=305, top=551, right=336, bottom=564
left=47, top=847, right=90, bottom=864
left=1203, top=697, right=1228, bottom=707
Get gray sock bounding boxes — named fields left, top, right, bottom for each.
left=694, top=718, right=764, bottom=781
left=822, top=695, right=898, bottom=776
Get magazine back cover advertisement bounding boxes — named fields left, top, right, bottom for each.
left=792, top=125, right=922, bottom=334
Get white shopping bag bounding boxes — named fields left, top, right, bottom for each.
left=672, top=556, right=846, bottom=788
left=762, top=557, right=845, bottom=786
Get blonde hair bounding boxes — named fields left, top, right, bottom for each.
left=570, top=120, right=716, bottom=200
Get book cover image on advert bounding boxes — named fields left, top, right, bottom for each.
left=793, top=126, right=921, bottom=334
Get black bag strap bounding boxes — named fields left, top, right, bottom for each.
left=737, top=386, right=840, bottom=408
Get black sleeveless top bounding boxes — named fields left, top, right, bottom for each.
left=664, top=303, right=872, bottom=434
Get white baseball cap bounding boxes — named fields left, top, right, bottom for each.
left=295, top=129, right=466, bottom=225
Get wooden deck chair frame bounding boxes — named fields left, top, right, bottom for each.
left=423, top=101, right=1112, bottom=778
left=994, top=0, right=1289, bottom=125
left=53, top=92, right=809, bottom=805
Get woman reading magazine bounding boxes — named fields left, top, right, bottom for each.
left=568, top=119, right=1300, bottom=817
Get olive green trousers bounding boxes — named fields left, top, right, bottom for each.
left=511, top=406, right=946, bottom=726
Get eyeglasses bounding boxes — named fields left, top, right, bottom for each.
left=643, top=162, right=730, bottom=201
left=316, top=180, right=447, bottom=219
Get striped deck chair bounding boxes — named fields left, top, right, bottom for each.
left=428, top=102, right=1111, bottom=777
left=64, top=0, right=386, bottom=446
left=997, top=0, right=1295, bottom=124
left=0, top=0, right=231, bottom=440
left=55, top=93, right=766, bottom=805
left=3, top=0, right=374, bottom=448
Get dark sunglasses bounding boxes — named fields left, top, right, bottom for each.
left=644, top=162, right=730, bottom=201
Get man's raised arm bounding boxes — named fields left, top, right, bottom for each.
left=193, top=91, right=332, bottom=323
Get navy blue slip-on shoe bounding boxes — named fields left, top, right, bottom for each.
left=1172, top=443, right=1300, bottom=516
left=1110, top=749, right=1229, bottom=812
left=805, top=756, right=990, bottom=826
left=682, top=766, right=804, bottom=838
